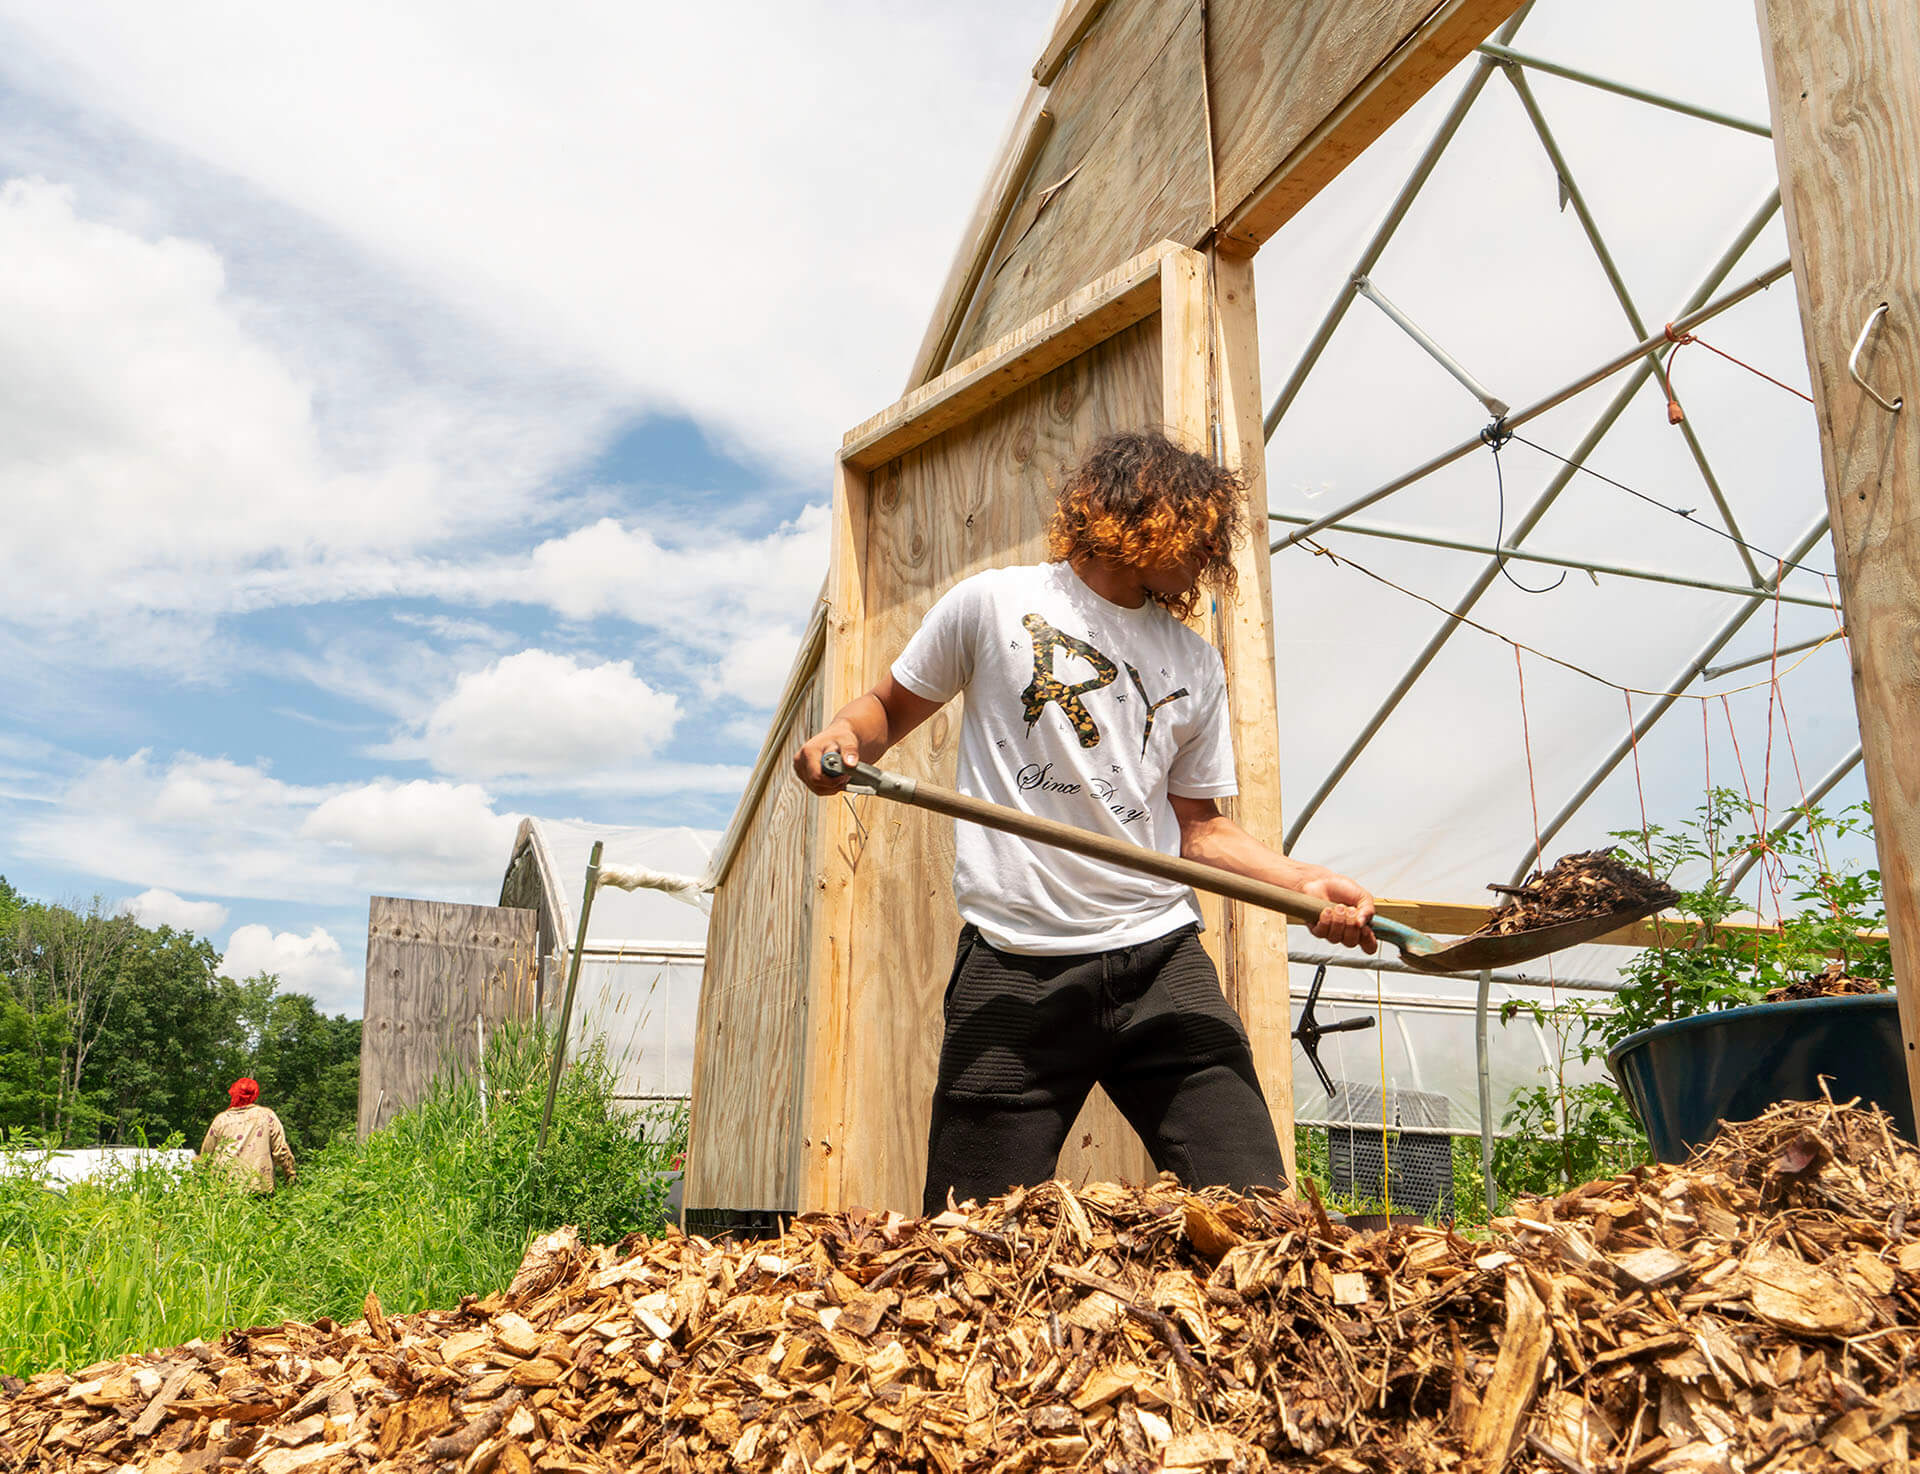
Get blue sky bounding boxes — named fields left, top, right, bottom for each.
left=0, top=0, right=1874, bottom=1026
left=0, top=2, right=1049, bottom=1013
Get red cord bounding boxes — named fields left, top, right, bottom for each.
left=1663, top=321, right=1815, bottom=426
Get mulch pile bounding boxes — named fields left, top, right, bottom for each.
left=1763, top=961, right=1887, bottom=1004
left=5, top=1098, right=1920, bottom=1474
left=1484, top=851, right=1679, bottom=938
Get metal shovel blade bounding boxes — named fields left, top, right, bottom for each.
left=1387, top=902, right=1661, bottom=975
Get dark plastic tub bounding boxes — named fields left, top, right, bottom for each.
left=1608, top=993, right=1914, bottom=1163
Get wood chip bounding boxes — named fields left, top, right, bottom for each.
left=6, top=1098, right=1920, bottom=1473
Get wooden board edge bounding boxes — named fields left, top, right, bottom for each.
left=1216, top=0, right=1523, bottom=256
left=906, top=88, right=1055, bottom=392
left=705, top=595, right=829, bottom=891
left=1033, top=0, right=1114, bottom=86
left=843, top=240, right=1190, bottom=471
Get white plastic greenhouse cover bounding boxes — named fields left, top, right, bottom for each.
left=1236, top=0, right=1869, bottom=1141
left=528, top=818, right=720, bottom=1106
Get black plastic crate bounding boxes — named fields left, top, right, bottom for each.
left=1323, top=1082, right=1454, bottom=1221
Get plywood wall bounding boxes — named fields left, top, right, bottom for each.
left=811, top=318, right=1168, bottom=1212
left=684, top=676, right=823, bottom=1211
left=947, top=0, right=1208, bottom=363
left=358, top=897, right=537, bottom=1137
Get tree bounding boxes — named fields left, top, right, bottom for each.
left=247, top=990, right=362, bottom=1154
left=1, top=896, right=138, bottom=1142
left=0, top=883, right=362, bottom=1149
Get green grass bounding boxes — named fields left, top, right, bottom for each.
left=0, top=1028, right=684, bottom=1378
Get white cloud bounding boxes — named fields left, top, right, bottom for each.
left=0, top=4, right=1047, bottom=470
left=304, top=778, right=520, bottom=863
left=221, top=923, right=360, bottom=1015
left=0, top=175, right=617, bottom=668
left=525, top=505, right=829, bottom=633
left=121, top=887, right=229, bottom=934
left=417, top=649, right=681, bottom=782
left=14, top=750, right=516, bottom=906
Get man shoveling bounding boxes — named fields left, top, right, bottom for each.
left=795, top=429, right=1379, bottom=1215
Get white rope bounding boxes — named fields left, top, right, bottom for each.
left=595, top=862, right=712, bottom=911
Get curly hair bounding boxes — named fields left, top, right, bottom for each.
left=1046, top=430, right=1247, bottom=619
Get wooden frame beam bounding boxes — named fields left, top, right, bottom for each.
left=1755, top=0, right=1920, bottom=1123
left=1376, top=896, right=1889, bottom=953
left=845, top=240, right=1183, bottom=471
left=1215, top=0, right=1525, bottom=256
left=1033, top=0, right=1114, bottom=86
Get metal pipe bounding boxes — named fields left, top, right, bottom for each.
left=1476, top=969, right=1498, bottom=1216
left=1280, top=199, right=1784, bottom=851
left=1264, top=512, right=1835, bottom=607
left=1269, top=252, right=1788, bottom=557
left=1286, top=948, right=1623, bottom=993
left=1352, top=275, right=1509, bottom=417
left=1718, top=744, right=1865, bottom=896
left=1295, top=1119, right=1519, bottom=1142
left=477, top=1014, right=489, bottom=1130
left=1506, top=515, right=1834, bottom=885
left=1263, top=1, right=1535, bottom=440
left=1501, top=64, right=1762, bottom=585
left=1704, top=632, right=1840, bottom=681
left=538, top=839, right=603, bottom=1154
left=1476, top=41, right=1772, bottom=137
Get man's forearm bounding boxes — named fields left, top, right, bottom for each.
left=823, top=691, right=902, bottom=761
left=1180, top=813, right=1333, bottom=892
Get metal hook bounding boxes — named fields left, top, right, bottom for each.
left=1847, top=302, right=1903, bottom=413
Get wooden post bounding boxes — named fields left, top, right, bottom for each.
left=1159, top=249, right=1298, bottom=1181
left=797, top=457, right=872, bottom=1211
left=1209, top=252, right=1298, bottom=1184
left=1755, top=0, right=1920, bottom=1123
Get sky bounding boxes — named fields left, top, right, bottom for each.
left=0, top=2, right=1048, bottom=1014
left=0, top=1, right=1869, bottom=1030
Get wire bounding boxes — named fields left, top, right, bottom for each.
left=1482, top=418, right=1565, bottom=595
left=1664, top=322, right=1816, bottom=419
left=1294, top=533, right=1844, bottom=701
left=1505, top=431, right=1834, bottom=581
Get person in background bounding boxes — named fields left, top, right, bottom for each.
left=198, top=1077, right=297, bottom=1194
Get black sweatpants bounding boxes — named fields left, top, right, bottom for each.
left=922, top=922, right=1287, bottom=1214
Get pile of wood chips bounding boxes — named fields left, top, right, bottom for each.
left=5, top=1098, right=1919, bottom=1474
left=1762, top=961, right=1887, bottom=1003
left=1484, top=852, right=1678, bottom=938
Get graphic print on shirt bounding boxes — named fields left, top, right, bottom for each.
left=1019, top=613, right=1117, bottom=747
left=1018, top=613, right=1190, bottom=755
left=1124, top=662, right=1190, bottom=757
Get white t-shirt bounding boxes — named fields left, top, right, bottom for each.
left=890, top=561, right=1238, bottom=955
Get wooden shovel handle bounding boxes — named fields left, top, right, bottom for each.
left=823, top=754, right=1335, bottom=928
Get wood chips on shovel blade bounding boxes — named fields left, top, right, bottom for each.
left=5, top=1097, right=1919, bottom=1473
left=1481, top=849, right=1679, bottom=938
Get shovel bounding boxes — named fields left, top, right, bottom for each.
left=819, top=754, right=1662, bottom=975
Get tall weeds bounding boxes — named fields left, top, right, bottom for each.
left=0, top=1026, right=683, bottom=1377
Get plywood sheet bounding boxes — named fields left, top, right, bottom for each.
left=358, top=897, right=537, bottom=1138
left=947, top=0, right=1210, bottom=363
left=686, top=679, right=822, bottom=1211
left=1211, top=0, right=1522, bottom=252
left=832, top=318, right=1165, bottom=1211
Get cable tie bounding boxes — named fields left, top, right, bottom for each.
left=1479, top=416, right=1513, bottom=452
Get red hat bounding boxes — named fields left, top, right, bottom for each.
left=229, top=1078, right=260, bottom=1109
